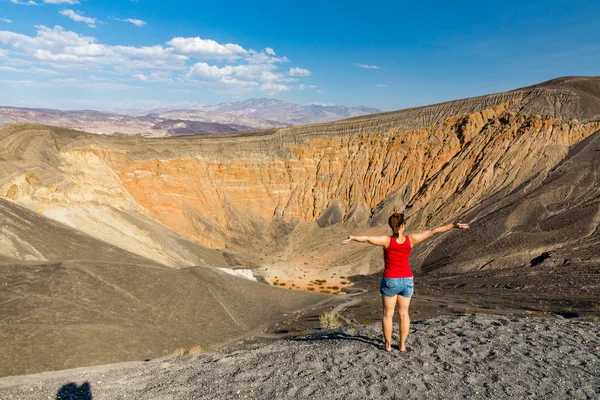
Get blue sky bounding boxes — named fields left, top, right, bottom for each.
left=0, top=0, right=598, bottom=111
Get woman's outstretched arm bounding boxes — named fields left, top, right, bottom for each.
left=342, top=235, right=390, bottom=247
left=408, top=222, right=469, bottom=245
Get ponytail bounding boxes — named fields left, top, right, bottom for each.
left=388, top=213, right=406, bottom=238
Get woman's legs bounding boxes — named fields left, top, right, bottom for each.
left=396, top=294, right=411, bottom=352
left=381, top=294, right=397, bottom=351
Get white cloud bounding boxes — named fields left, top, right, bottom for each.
left=0, top=18, right=12, bottom=23
left=132, top=73, right=148, bottom=81
left=3, top=58, right=32, bottom=66
left=297, top=84, right=317, bottom=90
left=124, top=18, right=145, bottom=27
left=260, top=82, right=290, bottom=94
left=376, top=84, right=387, bottom=87
left=44, top=0, right=80, bottom=4
left=186, top=62, right=287, bottom=88
left=289, top=67, right=311, bottom=76
left=0, top=25, right=311, bottom=96
left=0, top=25, right=184, bottom=69
left=10, top=0, right=40, bottom=5
left=0, top=79, right=36, bottom=86
left=245, top=50, right=288, bottom=65
left=265, top=47, right=275, bottom=55
left=59, top=9, right=97, bottom=28
left=187, top=62, right=233, bottom=80
left=131, top=71, right=173, bottom=83
left=316, top=89, right=323, bottom=94
left=168, top=37, right=248, bottom=59
left=30, top=66, right=62, bottom=75
left=353, top=63, right=380, bottom=69
left=185, top=61, right=298, bottom=94
left=0, top=65, right=20, bottom=72
left=110, top=17, right=146, bottom=27
left=0, top=64, right=61, bottom=75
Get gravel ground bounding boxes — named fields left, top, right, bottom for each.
left=1, top=314, right=598, bottom=400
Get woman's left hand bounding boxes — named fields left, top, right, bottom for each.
left=454, top=222, right=470, bottom=229
left=341, top=236, right=352, bottom=245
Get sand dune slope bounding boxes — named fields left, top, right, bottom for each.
left=0, top=315, right=597, bottom=399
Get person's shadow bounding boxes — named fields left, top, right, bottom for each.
left=291, top=330, right=383, bottom=349
left=56, top=382, right=92, bottom=400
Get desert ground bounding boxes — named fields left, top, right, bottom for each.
left=0, top=315, right=597, bottom=399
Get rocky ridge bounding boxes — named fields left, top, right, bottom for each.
left=0, top=99, right=381, bottom=137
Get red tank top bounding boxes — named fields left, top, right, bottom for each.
left=383, top=235, right=413, bottom=278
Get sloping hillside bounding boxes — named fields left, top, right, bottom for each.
left=413, top=128, right=600, bottom=274
left=0, top=198, right=324, bottom=377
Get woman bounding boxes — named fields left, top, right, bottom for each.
left=342, top=213, right=469, bottom=352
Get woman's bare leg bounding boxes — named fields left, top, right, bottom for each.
left=381, top=295, right=397, bottom=351
left=396, top=295, right=411, bottom=352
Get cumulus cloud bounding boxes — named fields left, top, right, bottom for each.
left=353, top=63, right=380, bottom=69
left=0, top=25, right=185, bottom=71
left=186, top=62, right=282, bottom=84
left=10, top=0, right=40, bottom=5
left=167, top=37, right=248, bottom=59
left=289, top=67, right=311, bottom=76
left=59, top=9, right=98, bottom=28
left=245, top=51, right=288, bottom=65
left=260, top=82, right=290, bottom=94
left=0, top=25, right=311, bottom=95
left=0, top=18, right=12, bottom=23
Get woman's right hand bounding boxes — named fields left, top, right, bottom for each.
left=341, top=236, right=352, bottom=245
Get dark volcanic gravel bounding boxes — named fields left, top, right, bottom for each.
left=0, top=314, right=598, bottom=399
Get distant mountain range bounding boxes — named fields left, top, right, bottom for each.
left=0, top=99, right=381, bottom=137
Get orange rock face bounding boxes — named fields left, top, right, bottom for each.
left=87, top=103, right=599, bottom=251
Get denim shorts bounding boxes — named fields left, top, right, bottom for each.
left=380, top=277, right=414, bottom=298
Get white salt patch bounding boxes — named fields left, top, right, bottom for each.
left=217, top=268, right=257, bottom=281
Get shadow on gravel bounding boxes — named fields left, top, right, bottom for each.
left=56, top=381, right=92, bottom=400
left=291, top=331, right=382, bottom=349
